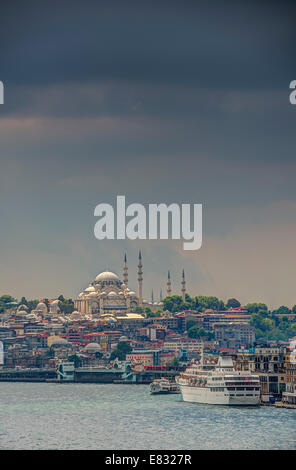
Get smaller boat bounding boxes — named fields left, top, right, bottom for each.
left=150, top=378, right=180, bottom=395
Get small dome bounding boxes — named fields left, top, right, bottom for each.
left=84, top=342, right=102, bottom=352
left=129, top=291, right=136, bottom=296
left=51, top=299, right=60, bottom=305
left=36, top=302, right=47, bottom=310
left=107, top=291, right=117, bottom=297
left=84, top=285, right=95, bottom=293
left=51, top=337, right=70, bottom=346
left=86, top=292, right=97, bottom=298
left=95, top=271, right=119, bottom=282
left=17, top=304, right=28, bottom=311
left=78, top=293, right=84, bottom=298
left=70, top=311, right=82, bottom=319
left=26, top=313, right=38, bottom=320
left=16, top=310, right=28, bottom=316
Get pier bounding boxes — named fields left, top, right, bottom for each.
left=0, top=368, right=57, bottom=382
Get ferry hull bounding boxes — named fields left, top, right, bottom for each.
left=180, top=385, right=260, bottom=406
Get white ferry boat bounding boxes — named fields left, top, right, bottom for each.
left=177, top=354, right=260, bottom=406
left=150, top=378, right=180, bottom=395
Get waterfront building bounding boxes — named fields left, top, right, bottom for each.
left=282, top=350, right=296, bottom=405
left=126, top=349, right=176, bottom=367
left=236, top=346, right=286, bottom=397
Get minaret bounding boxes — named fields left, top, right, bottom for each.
left=160, top=289, right=163, bottom=302
left=151, top=289, right=154, bottom=305
left=138, top=251, right=143, bottom=306
left=181, top=269, right=186, bottom=301
left=167, top=270, right=172, bottom=296
left=123, top=253, right=128, bottom=286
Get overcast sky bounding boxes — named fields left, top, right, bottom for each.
left=0, top=0, right=296, bottom=308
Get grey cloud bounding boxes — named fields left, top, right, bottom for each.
left=0, top=1, right=295, bottom=89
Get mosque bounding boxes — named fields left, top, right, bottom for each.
left=74, top=252, right=187, bottom=317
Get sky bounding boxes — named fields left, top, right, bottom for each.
left=0, top=0, right=296, bottom=308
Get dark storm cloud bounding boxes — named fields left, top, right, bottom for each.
left=1, top=1, right=296, bottom=306
left=1, top=0, right=295, bottom=90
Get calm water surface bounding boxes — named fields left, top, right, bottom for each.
left=0, top=383, right=295, bottom=450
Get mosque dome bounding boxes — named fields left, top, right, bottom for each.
left=95, top=271, right=119, bottom=282
left=83, top=342, right=102, bottom=352
left=70, top=311, right=82, bottom=320
left=51, top=337, right=71, bottom=347
left=84, top=285, right=95, bottom=293
left=78, top=293, right=84, bottom=298
left=128, top=291, right=137, bottom=297
left=51, top=299, right=60, bottom=305
left=107, top=291, right=117, bottom=297
left=16, top=310, right=28, bottom=316
left=26, top=313, right=38, bottom=320
left=17, top=304, right=28, bottom=311
left=86, top=292, right=97, bottom=299
left=36, top=302, right=47, bottom=311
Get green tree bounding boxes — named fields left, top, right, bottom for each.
left=196, top=296, right=225, bottom=311
left=155, top=308, right=163, bottom=314
left=250, top=309, right=296, bottom=341
left=146, top=311, right=161, bottom=318
left=68, top=354, right=82, bottom=368
left=110, top=341, right=132, bottom=361
left=19, top=297, right=28, bottom=306
left=273, top=305, right=290, bottom=315
left=167, top=357, right=179, bottom=367
left=245, top=303, right=268, bottom=314
left=132, top=306, right=144, bottom=314
left=58, top=298, right=75, bottom=314
left=226, top=298, right=241, bottom=309
left=0, top=295, right=17, bottom=310
left=186, top=319, right=197, bottom=331
left=179, top=353, right=188, bottom=362
left=27, top=299, right=39, bottom=312
left=187, top=325, right=213, bottom=339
